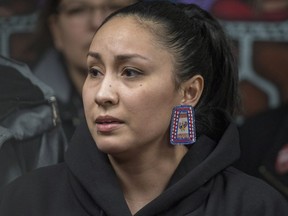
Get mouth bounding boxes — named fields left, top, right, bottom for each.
left=95, top=116, right=124, bottom=133
left=96, top=115, right=124, bottom=124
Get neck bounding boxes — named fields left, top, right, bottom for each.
left=108, top=144, right=188, bottom=215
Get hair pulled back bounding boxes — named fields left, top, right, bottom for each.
left=100, top=1, right=240, bottom=141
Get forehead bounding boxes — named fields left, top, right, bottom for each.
left=60, top=0, right=136, bottom=6
left=90, top=16, right=174, bottom=62
left=94, top=16, right=156, bottom=47
left=98, top=15, right=164, bottom=44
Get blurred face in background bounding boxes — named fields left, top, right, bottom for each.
left=49, top=0, right=136, bottom=94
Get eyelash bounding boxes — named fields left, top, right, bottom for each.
left=122, top=68, right=143, bottom=77
left=88, top=68, right=102, bottom=78
left=88, top=67, right=143, bottom=78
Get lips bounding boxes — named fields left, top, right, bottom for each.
left=95, top=115, right=124, bottom=133
left=96, top=115, right=124, bottom=123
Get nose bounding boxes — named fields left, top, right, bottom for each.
left=94, top=74, right=119, bottom=108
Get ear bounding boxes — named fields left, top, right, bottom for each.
left=181, top=75, right=204, bottom=107
left=48, top=15, right=63, bottom=51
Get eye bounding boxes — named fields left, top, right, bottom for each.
left=122, top=68, right=142, bottom=78
left=61, top=5, right=89, bottom=16
left=88, top=67, right=103, bottom=78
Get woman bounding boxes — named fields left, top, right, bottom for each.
left=1, top=1, right=287, bottom=215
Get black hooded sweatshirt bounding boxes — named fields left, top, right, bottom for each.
left=1, top=121, right=288, bottom=216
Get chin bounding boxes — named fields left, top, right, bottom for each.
left=95, top=140, right=127, bottom=155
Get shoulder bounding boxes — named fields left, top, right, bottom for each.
left=221, top=167, right=288, bottom=214
left=8, top=162, right=67, bottom=188
left=224, top=167, right=279, bottom=193
left=0, top=163, right=69, bottom=211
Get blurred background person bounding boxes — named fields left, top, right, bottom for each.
left=30, top=0, right=138, bottom=140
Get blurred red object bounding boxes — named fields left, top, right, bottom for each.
left=211, top=0, right=288, bottom=21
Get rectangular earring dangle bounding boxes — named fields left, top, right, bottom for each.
left=170, top=105, right=196, bottom=145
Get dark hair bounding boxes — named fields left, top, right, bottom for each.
left=27, top=0, right=61, bottom=61
left=100, top=1, right=240, bottom=141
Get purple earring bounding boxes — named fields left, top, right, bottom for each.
left=170, top=105, right=196, bottom=145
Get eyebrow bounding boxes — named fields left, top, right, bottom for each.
left=87, top=52, right=150, bottom=62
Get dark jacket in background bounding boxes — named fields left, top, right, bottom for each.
left=33, top=49, right=84, bottom=141
left=1, top=121, right=287, bottom=215
left=235, top=103, right=288, bottom=200
left=0, top=55, right=67, bottom=199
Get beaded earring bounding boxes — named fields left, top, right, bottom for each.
left=170, top=105, right=196, bottom=145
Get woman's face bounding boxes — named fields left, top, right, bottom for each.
left=49, top=0, right=136, bottom=80
left=83, top=16, right=184, bottom=156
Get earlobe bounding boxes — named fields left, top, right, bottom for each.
left=181, top=75, right=204, bottom=106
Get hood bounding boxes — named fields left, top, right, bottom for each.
left=65, top=120, right=240, bottom=216
left=0, top=55, right=60, bottom=146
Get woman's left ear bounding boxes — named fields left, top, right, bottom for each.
left=181, top=75, right=204, bottom=106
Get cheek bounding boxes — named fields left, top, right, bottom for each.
left=126, top=84, right=178, bottom=123
left=82, top=83, right=94, bottom=114
left=58, top=23, right=87, bottom=45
